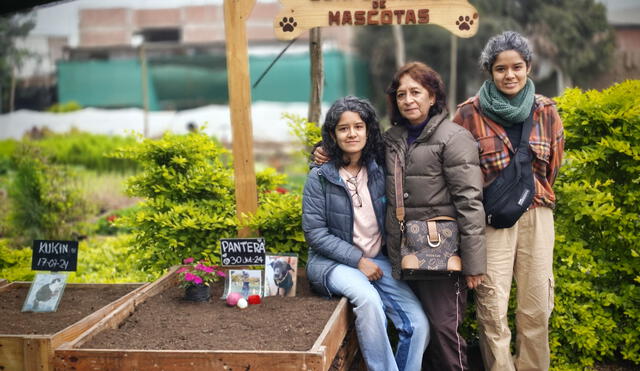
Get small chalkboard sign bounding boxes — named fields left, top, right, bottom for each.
left=220, top=238, right=266, bottom=266
left=31, top=240, right=78, bottom=272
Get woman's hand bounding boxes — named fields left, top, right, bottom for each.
left=313, top=146, right=331, bottom=165
left=358, top=257, right=383, bottom=281
left=466, top=274, right=484, bottom=289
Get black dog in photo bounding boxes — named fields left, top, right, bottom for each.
left=270, top=259, right=294, bottom=296
left=33, top=278, right=63, bottom=310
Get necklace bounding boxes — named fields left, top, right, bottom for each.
left=342, top=166, right=363, bottom=208
left=345, top=165, right=362, bottom=178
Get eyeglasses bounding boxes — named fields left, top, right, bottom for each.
left=346, top=176, right=363, bottom=208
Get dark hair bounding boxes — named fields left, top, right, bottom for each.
left=321, top=96, right=385, bottom=168
left=479, top=31, right=533, bottom=73
left=385, top=61, right=447, bottom=126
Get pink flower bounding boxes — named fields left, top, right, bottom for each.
left=216, top=271, right=226, bottom=277
left=203, top=266, right=214, bottom=273
left=183, top=257, right=195, bottom=264
left=193, top=276, right=203, bottom=285
left=177, top=267, right=188, bottom=273
left=184, top=272, right=196, bottom=281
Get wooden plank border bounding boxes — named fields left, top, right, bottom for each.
left=55, top=267, right=355, bottom=371
left=0, top=281, right=148, bottom=371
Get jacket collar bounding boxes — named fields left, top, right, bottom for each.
left=386, top=109, right=450, bottom=145
left=318, top=159, right=381, bottom=185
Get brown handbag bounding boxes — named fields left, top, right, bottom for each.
left=394, top=155, right=462, bottom=280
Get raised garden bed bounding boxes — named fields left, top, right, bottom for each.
left=55, top=267, right=360, bottom=370
left=0, top=280, right=145, bottom=371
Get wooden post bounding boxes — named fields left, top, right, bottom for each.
left=139, top=44, right=149, bottom=138
left=308, top=27, right=323, bottom=124
left=448, top=34, right=458, bottom=116
left=224, top=0, right=258, bottom=237
left=392, top=25, right=406, bottom=70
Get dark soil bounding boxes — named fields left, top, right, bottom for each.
left=83, top=275, right=339, bottom=351
left=0, top=284, right=140, bottom=335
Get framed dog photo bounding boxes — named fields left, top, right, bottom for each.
left=222, top=269, right=263, bottom=299
left=22, top=272, right=67, bottom=312
left=264, top=254, right=298, bottom=297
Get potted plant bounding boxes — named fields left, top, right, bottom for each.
left=178, top=258, right=226, bottom=302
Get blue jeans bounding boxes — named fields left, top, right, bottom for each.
left=327, top=254, right=429, bottom=371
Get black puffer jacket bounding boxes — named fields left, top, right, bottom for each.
left=383, top=110, right=486, bottom=279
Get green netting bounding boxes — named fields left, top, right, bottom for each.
left=56, top=50, right=371, bottom=110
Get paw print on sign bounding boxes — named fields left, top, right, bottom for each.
left=456, top=13, right=478, bottom=31
left=280, top=17, right=297, bottom=33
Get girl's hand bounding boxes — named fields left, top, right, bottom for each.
left=358, top=257, right=383, bottom=281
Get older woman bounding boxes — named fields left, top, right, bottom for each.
left=452, top=31, right=565, bottom=371
left=303, top=96, right=428, bottom=371
left=313, top=64, right=486, bottom=370
left=383, top=62, right=486, bottom=371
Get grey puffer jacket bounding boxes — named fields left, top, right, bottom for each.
left=384, top=110, right=486, bottom=279
left=302, top=159, right=386, bottom=297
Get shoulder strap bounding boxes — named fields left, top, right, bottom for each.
left=517, top=106, right=535, bottom=152
left=394, top=154, right=405, bottom=227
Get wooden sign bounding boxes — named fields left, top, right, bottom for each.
left=31, top=240, right=78, bottom=272
left=220, top=238, right=266, bottom=266
left=273, top=0, right=479, bottom=40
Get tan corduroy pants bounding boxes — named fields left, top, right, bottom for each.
left=475, top=207, right=555, bottom=371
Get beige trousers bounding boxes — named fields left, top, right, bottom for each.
left=476, top=207, right=555, bottom=371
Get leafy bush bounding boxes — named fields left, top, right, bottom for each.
left=242, top=167, right=307, bottom=264
left=94, top=204, right=140, bottom=235
left=36, top=130, right=138, bottom=172
left=115, top=129, right=311, bottom=273
left=0, top=239, right=33, bottom=280
left=550, top=80, right=640, bottom=369
left=284, top=112, right=322, bottom=149
left=47, top=100, right=82, bottom=113
left=115, top=131, right=238, bottom=272
left=0, top=235, right=158, bottom=283
left=7, top=144, right=90, bottom=244
left=0, top=139, right=17, bottom=175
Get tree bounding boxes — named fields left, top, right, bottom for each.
left=353, top=0, right=615, bottom=116
left=0, top=13, right=35, bottom=112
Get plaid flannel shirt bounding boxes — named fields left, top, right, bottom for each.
left=452, top=95, right=564, bottom=209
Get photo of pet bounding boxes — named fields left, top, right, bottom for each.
left=22, top=273, right=67, bottom=312
left=264, top=254, right=298, bottom=297
left=222, top=269, right=263, bottom=299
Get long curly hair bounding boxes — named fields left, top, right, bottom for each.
left=321, top=96, right=385, bottom=169
left=385, top=61, right=447, bottom=126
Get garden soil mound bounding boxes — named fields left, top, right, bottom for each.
left=83, top=275, right=339, bottom=351
left=0, top=284, right=140, bottom=335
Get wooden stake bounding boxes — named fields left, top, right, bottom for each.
left=224, top=0, right=258, bottom=237
left=308, top=27, right=323, bottom=124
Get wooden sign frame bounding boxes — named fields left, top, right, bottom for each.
left=273, top=0, right=479, bottom=40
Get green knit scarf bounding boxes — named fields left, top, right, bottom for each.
left=478, top=78, right=535, bottom=127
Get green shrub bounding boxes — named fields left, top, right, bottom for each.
left=35, top=130, right=138, bottom=172
left=8, top=144, right=89, bottom=244
left=0, top=239, right=33, bottom=281
left=0, top=236, right=157, bottom=283
left=65, top=235, right=159, bottom=283
left=0, top=139, right=17, bottom=175
left=242, top=167, right=307, bottom=264
left=94, top=204, right=140, bottom=236
left=47, top=100, right=82, bottom=113
left=115, top=131, right=238, bottom=272
left=284, top=112, right=322, bottom=149
left=550, top=80, right=640, bottom=369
